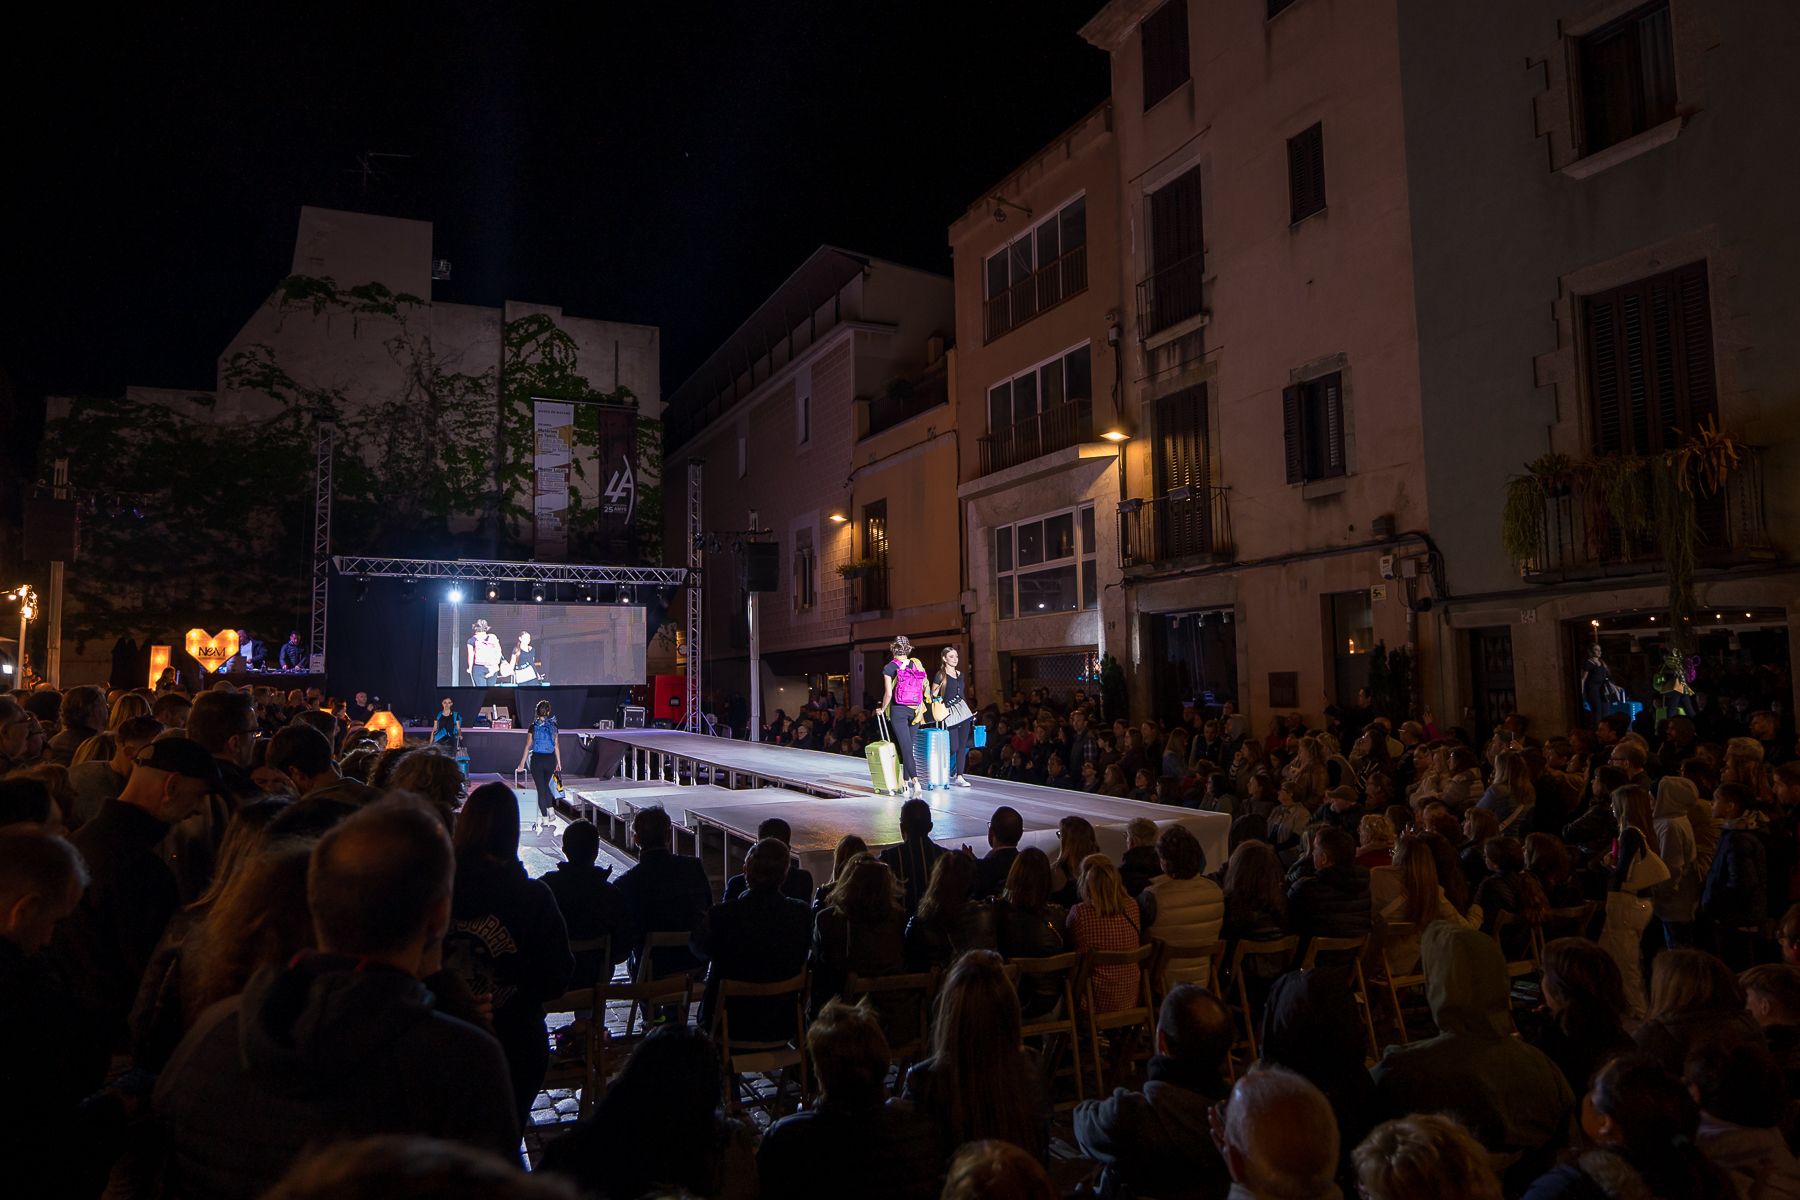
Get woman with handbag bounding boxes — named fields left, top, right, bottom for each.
left=1598, top=783, right=1670, bottom=1018
left=506, top=631, right=546, bottom=686
left=516, top=699, right=563, bottom=834
left=931, top=646, right=975, bottom=788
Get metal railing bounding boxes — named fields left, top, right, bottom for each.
left=977, top=399, right=1094, bottom=476
left=1117, top=486, right=1234, bottom=569
left=1518, top=445, right=1773, bottom=580
left=1134, top=252, right=1206, bottom=337
left=864, top=367, right=948, bottom=439
left=983, top=244, right=1089, bottom=343
left=848, top=564, right=889, bottom=613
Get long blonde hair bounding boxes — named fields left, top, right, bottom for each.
left=1491, top=750, right=1535, bottom=807
left=1390, top=834, right=1440, bottom=930
left=1076, top=854, right=1130, bottom=918
left=1647, top=947, right=1742, bottom=1020
left=108, top=692, right=152, bottom=731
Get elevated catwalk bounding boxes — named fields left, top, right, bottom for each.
left=585, top=729, right=1230, bottom=884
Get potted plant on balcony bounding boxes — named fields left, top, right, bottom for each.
left=835, top=559, right=878, bottom=580
left=1499, top=452, right=1576, bottom=570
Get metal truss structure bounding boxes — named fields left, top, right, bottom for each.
left=309, top=424, right=334, bottom=673
left=330, top=556, right=689, bottom=586
left=684, top=459, right=705, bottom=732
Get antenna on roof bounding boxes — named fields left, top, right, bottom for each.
left=347, top=151, right=413, bottom=196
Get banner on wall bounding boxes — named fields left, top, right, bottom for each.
left=533, top=399, right=575, bottom=557
left=594, top=404, right=638, bottom=563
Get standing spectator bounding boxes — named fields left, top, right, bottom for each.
left=693, top=837, right=812, bottom=1042
left=66, top=714, right=162, bottom=827
left=1214, top=1066, right=1341, bottom=1200
left=1631, top=949, right=1763, bottom=1076
left=1700, top=782, right=1768, bottom=967
left=1354, top=1114, right=1502, bottom=1200
left=903, top=950, right=1051, bottom=1163
left=1074, top=984, right=1233, bottom=1200
left=1522, top=937, right=1635, bottom=1096
left=154, top=801, right=519, bottom=1199
left=1066, top=856, right=1144, bottom=1014
left=1599, top=784, right=1666, bottom=1017
left=723, top=816, right=816, bottom=904
left=537, top=818, right=628, bottom=986
left=1650, top=775, right=1703, bottom=953
left=1138, top=824, right=1225, bottom=989
left=166, top=688, right=264, bottom=902
left=46, top=684, right=106, bottom=768
left=615, top=804, right=712, bottom=979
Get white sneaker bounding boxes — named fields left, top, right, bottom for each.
left=953, top=775, right=972, bottom=788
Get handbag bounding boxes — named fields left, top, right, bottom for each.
left=942, top=698, right=973, bottom=727
left=548, top=773, right=566, bottom=803
left=928, top=697, right=949, bottom=723
left=514, top=666, right=538, bottom=684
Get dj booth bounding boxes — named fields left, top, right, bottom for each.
left=401, top=726, right=607, bottom=776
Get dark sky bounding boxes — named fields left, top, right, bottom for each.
left=4, top=3, right=1109, bottom=408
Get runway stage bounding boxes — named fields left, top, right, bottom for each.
left=579, top=729, right=1231, bottom=885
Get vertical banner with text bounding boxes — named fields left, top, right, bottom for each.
left=594, top=405, right=639, bottom=563
left=533, top=399, right=575, bottom=558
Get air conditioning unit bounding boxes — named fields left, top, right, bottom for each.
left=431, top=258, right=453, bottom=281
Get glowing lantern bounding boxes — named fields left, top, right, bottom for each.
left=148, top=645, right=172, bottom=689
left=185, top=628, right=241, bottom=674
left=364, top=710, right=405, bottom=750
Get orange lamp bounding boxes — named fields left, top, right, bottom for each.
left=147, top=645, right=172, bottom=688
left=365, top=710, right=405, bottom=750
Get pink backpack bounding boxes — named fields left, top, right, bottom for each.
left=893, top=659, right=927, bottom=707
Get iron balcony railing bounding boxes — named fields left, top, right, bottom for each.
left=863, top=367, right=949, bottom=439
left=848, top=564, right=889, bottom=613
left=1134, top=252, right=1206, bottom=337
left=1518, top=445, right=1773, bottom=581
left=1117, top=486, right=1234, bottom=569
left=977, top=398, right=1094, bottom=476
left=983, top=244, right=1089, bottom=343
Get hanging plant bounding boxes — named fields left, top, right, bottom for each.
left=1500, top=474, right=1548, bottom=567
left=1525, top=451, right=1579, bottom=495
left=834, top=559, right=879, bottom=579
left=1666, top=415, right=1742, bottom=496
left=1651, top=456, right=1699, bottom=651
left=1588, top=454, right=1650, bottom=538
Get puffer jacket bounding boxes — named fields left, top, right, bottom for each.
left=1139, top=873, right=1225, bottom=987
left=1287, top=863, right=1372, bottom=942
left=1702, top=817, right=1768, bottom=926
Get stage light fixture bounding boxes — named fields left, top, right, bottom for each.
left=354, top=576, right=368, bottom=603
left=447, top=587, right=464, bottom=604
left=532, top=585, right=545, bottom=603
left=617, top=586, right=634, bottom=605
left=400, top=578, right=417, bottom=602
left=486, top=585, right=498, bottom=601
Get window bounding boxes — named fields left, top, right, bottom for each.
left=1282, top=371, right=1345, bottom=483
left=1267, top=0, right=1300, bottom=15
left=793, top=528, right=815, bottom=611
left=1139, top=166, right=1205, bottom=335
left=1576, top=1, right=1676, bottom=156
left=1287, top=123, right=1325, bottom=223
left=1329, top=591, right=1374, bottom=706
left=987, top=344, right=1093, bottom=434
left=983, top=195, right=1089, bottom=341
left=860, top=500, right=889, bottom=611
left=1141, top=0, right=1190, bottom=110
left=1153, top=384, right=1214, bottom=557
left=994, top=504, right=1099, bottom=620
left=1582, top=261, right=1714, bottom=456
left=796, top=378, right=810, bottom=446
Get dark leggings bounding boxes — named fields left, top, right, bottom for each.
left=891, top=704, right=922, bottom=780
left=528, top=751, right=556, bottom=818
left=947, top=719, right=971, bottom=777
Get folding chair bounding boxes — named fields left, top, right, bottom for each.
left=1006, top=952, right=1085, bottom=1107
left=628, top=931, right=705, bottom=1035
left=541, top=936, right=612, bottom=1118
left=1082, top=943, right=1158, bottom=1095
left=1227, top=937, right=1299, bottom=1059
left=845, top=970, right=937, bottom=1072
left=714, top=970, right=811, bottom=1117
left=1372, top=922, right=1427, bottom=1045
left=1491, top=913, right=1542, bottom=977
left=1538, top=902, right=1598, bottom=955
left=1150, top=938, right=1227, bottom=1002
left=586, top=972, right=695, bottom=1109
left=1299, top=934, right=1379, bottom=1060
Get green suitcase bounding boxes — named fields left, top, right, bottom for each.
left=866, top=713, right=903, bottom=794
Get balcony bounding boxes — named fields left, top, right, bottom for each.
left=978, top=399, right=1094, bottom=476
left=1135, top=253, right=1206, bottom=338
left=844, top=563, right=889, bottom=615
left=983, top=244, right=1089, bottom=343
left=1516, top=445, right=1773, bottom=582
left=1117, top=486, right=1234, bottom=569
left=863, top=364, right=948, bottom=439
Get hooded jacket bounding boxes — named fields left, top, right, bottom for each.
left=1371, top=923, right=1573, bottom=1157
left=1074, top=1054, right=1231, bottom=1200
left=1649, top=777, right=1702, bottom=921
left=154, top=953, right=519, bottom=1200
left=1701, top=815, right=1768, bottom=926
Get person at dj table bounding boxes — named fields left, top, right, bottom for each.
left=277, top=631, right=307, bottom=671
left=467, top=619, right=504, bottom=686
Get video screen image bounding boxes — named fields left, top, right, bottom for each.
left=438, top=602, right=646, bottom=687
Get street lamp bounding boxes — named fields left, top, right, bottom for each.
left=5, top=584, right=38, bottom=683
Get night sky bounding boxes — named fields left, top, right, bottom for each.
left=4, top=2, right=1109, bottom=414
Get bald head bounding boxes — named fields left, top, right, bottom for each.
left=1223, top=1066, right=1339, bottom=1196
left=308, top=798, right=454, bottom=962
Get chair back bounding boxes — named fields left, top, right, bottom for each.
left=1299, top=934, right=1368, bottom=971
left=716, top=971, right=810, bottom=1046
left=636, top=930, right=697, bottom=983
left=1490, top=912, right=1540, bottom=976
left=845, top=970, right=937, bottom=1060
left=1006, top=952, right=1085, bottom=1105
left=1229, top=935, right=1299, bottom=976
left=1151, top=938, right=1226, bottom=998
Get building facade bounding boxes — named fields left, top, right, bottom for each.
left=1080, top=0, right=1434, bottom=726
left=1398, top=0, right=1800, bottom=727
left=950, top=103, right=1128, bottom=709
left=662, top=249, right=957, bottom=720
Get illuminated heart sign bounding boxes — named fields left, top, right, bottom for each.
left=185, top=628, right=241, bottom=674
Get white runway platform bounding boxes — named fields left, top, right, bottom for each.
left=583, top=729, right=1230, bottom=884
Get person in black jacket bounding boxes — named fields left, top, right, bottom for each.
left=968, top=806, right=1024, bottom=899
left=447, top=782, right=574, bottom=1122
left=693, top=837, right=812, bottom=1043
left=1700, top=783, right=1768, bottom=968
left=154, top=801, right=519, bottom=1200
left=992, top=848, right=1066, bottom=1020
left=1285, top=826, right=1372, bottom=945
left=759, top=999, right=945, bottom=1200
left=615, top=805, right=712, bottom=979
left=879, top=798, right=947, bottom=915
left=539, top=819, right=628, bottom=985
left=722, top=816, right=816, bottom=904
left=905, top=850, right=998, bottom=972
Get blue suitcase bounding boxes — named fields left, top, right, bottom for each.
left=919, top=726, right=951, bottom=790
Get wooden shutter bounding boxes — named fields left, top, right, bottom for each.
left=1321, top=373, right=1346, bottom=477
left=1673, top=262, right=1716, bottom=428
left=1282, top=385, right=1304, bottom=484
left=1155, top=384, right=1211, bottom=557
left=1288, top=123, right=1325, bottom=223
left=1149, top=167, right=1204, bottom=268
left=1585, top=292, right=1624, bottom=455
left=1583, top=261, right=1713, bottom=455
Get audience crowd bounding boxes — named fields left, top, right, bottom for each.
left=3, top=672, right=1800, bottom=1199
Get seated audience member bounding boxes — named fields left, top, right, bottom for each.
left=904, top=950, right=1051, bottom=1162
left=811, top=855, right=908, bottom=1022
left=264, top=1135, right=578, bottom=1200
left=1286, top=825, right=1373, bottom=944
left=723, top=816, right=816, bottom=903
left=1741, top=963, right=1800, bottom=1098
left=52, top=736, right=218, bottom=1054
left=757, top=1000, right=944, bottom=1200
left=1354, top=1114, right=1503, bottom=1200
left=1521, top=1054, right=1734, bottom=1200
left=0, top=827, right=95, bottom=1199
left=266, top=724, right=377, bottom=807
left=1216, top=1066, right=1342, bottom=1200
left=1355, top=812, right=1397, bottom=869
left=1222, top=840, right=1289, bottom=943
left=818, top=834, right=870, bottom=906
left=1138, top=824, right=1225, bottom=988
left=448, top=783, right=574, bottom=1121
left=971, top=805, right=1025, bottom=898
left=615, top=804, right=712, bottom=978
left=1524, top=831, right=1583, bottom=910
left=904, top=850, right=997, bottom=971
left=1472, top=836, right=1549, bottom=955
left=66, top=714, right=162, bottom=826
left=183, top=844, right=316, bottom=1021
left=154, top=800, right=519, bottom=1199
left=878, top=798, right=946, bottom=915
left=692, top=837, right=812, bottom=1042
left=1371, top=832, right=1477, bottom=977
left=1632, top=948, right=1763, bottom=1075
left=541, top=1025, right=755, bottom=1199
left=993, top=847, right=1067, bottom=1020
left=1118, top=817, right=1162, bottom=896
left=1049, top=815, right=1102, bottom=908
left=1522, top=937, right=1635, bottom=1096
left=1265, top=781, right=1312, bottom=862
left=939, top=1140, right=1058, bottom=1200
left=538, top=819, right=628, bottom=984
left=1685, top=1036, right=1800, bottom=1194
left=1066, top=855, right=1145, bottom=1013
left=1260, top=960, right=1379, bottom=1178
left=1074, top=984, right=1233, bottom=1199
left=1319, top=784, right=1367, bottom=838
left=1371, top=923, right=1573, bottom=1179
left=1458, top=808, right=1502, bottom=894
left=167, top=690, right=266, bottom=900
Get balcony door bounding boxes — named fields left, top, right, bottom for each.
left=1144, top=166, right=1204, bottom=333
left=1153, top=384, right=1211, bottom=559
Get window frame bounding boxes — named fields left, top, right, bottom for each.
left=1579, top=259, right=1714, bottom=457
left=1572, top=0, right=1677, bottom=159
left=792, top=526, right=816, bottom=612
left=993, top=502, right=1099, bottom=621
left=1140, top=0, right=1191, bottom=111
left=1287, top=122, right=1326, bottom=225
left=1282, top=371, right=1346, bottom=485
left=986, top=341, right=1094, bottom=436
left=982, top=193, right=1089, bottom=303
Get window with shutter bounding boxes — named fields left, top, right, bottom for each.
left=1143, top=166, right=1205, bottom=334
left=1141, top=1, right=1190, bottom=110
left=1284, top=372, right=1346, bottom=483
left=1575, top=1, right=1677, bottom=156
left=1581, top=261, right=1714, bottom=455
left=1287, top=123, right=1326, bottom=224
left=1154, top=385, right=1211, bottom=558
left=1282, top=386, right=1304, bottom=484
